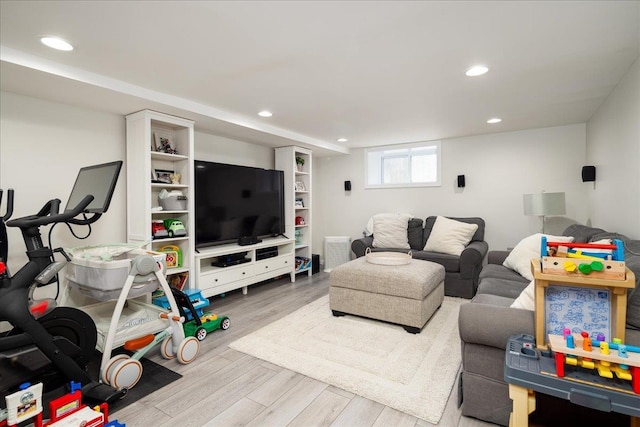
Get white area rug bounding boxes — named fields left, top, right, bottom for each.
left=229, top=295, right=464, bottom=424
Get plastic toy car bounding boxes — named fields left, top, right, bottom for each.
left=152, top=220, right=169, bottom=239
left=163, top=219, right=187, bottom=237
left=183, top=313, right=230, bottom=341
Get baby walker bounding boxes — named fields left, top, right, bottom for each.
left=95, top=254, right=199, bottom=390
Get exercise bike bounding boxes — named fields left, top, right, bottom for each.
left=0, top=161, right=125, bottom=404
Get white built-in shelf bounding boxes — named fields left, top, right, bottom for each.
left=151, top=183, right=189, bottom=190
left=151, top=152, right=189, bottom=161
left=276, top=146, right=312, bottom=281
left=152, top=210, right=188, bottom=215
left=126, top=110, right=195, bottom=290
left=152, top=236, right=189, bottom=244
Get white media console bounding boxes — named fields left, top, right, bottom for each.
left=194, top=237, right=295, bottom=298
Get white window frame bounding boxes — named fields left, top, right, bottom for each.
left=364, top=140, right=441, bottom=189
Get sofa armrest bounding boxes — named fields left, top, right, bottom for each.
left=351, top=236, right=373, bottom=257
left=488, top=250, right=511, bottom=265
left=459, top=240, right=488, bottom=279
left=459, top=302, right=535, bottom=350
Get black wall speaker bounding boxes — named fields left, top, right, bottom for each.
left=457, top=175, right=465, bottom=188
left=582, top=166, right=596, bottom=182
left=312, top=254, right=320, bottom=274
left=344, top=180, right=352, bottom=191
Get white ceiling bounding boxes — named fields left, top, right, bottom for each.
left=1, top=1, right=639, bottom=157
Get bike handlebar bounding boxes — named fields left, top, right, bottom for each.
left=1, top=189, right=14, bottom=221
left=7, top=194, right=97, bottom=229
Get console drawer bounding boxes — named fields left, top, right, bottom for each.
left=255, top=256, right=293, bottom=275
left=199, top=265, right=254, bottom=290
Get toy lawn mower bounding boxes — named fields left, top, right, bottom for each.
left=154, top=287, right=230, bottom=341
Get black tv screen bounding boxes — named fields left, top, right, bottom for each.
left=194, top=160, right=285, bottom=247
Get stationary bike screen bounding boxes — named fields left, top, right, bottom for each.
left=64, top=161, right=122, bottom=214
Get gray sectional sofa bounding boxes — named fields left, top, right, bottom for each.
left=351, top=216, right=488, bottom=298
left=458, top=224, right=640, bottom=426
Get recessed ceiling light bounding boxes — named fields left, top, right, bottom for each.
left=40, top=36, right=74, bottom=51
left=337, top=138, right=348, bottom=143
left=487, top=118, right=502, bottom=124
left=465, top=65, right=488, bottom=77
left=258, top=110, right=273, bottom=117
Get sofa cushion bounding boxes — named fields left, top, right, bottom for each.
left=625, top=253, right=640, bottom=330
left=479, top=264, right=530, bottom=284
left=364, top=213, right=412, bottom=236
left=476, top=276, right=529, bottom=299
left=587, top=233, right=640, bottom=330
left=423, top=216, right=485, bottom=247
left=407, top=218, right=425, bottom=250
left=423, top=216, right=478, bottom=256
left=471, top=293, right=515, bottom=308
left=510, top=281, right=535, bottom=310
left=413, top=250, right=461, bottom=272
left=627, top=328, right=640, bottom=346
left=503, top=233, right=574, bottom=281
left=372, top=214, right=410, bottom=249
left=562, top=224, right=607, bottom=243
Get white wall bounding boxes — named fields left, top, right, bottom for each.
left=0, top=91, right=127, bottom=275
left=5, top=68, right=636, bottom=284
left=586, top=57, right=640, bottom=238
left=313, top=124, right=588, bottom=257
left=195, top=132, right=274, bottom=168
left=0, top=92, right=275, bottom=301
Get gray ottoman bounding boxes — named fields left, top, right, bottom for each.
left=329, top=257, right=445, bottom=333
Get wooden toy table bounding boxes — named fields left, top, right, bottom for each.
left=505, top=334, right=640, bottom=427
left=531, top=259, right=636, bottom=348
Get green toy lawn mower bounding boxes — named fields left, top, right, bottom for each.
left=154, top=287, right=230, bottom=341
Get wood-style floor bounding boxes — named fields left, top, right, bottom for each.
left=112, top=272, right=495, bottom=427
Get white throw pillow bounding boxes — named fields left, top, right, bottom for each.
left=364, top=213, right=412, bottom=237
left=423, top=216, right=478, bottom=256
left=582, top=238, right=613, bottom=254
left=503, top=233, right=574, bottom=281
left=372, top=214, right=410, bottom=249
left=511, top=280, right=535, bottom=310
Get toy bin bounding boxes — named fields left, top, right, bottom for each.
left=158, top=190, right=187, bottom=211
left=66, top=244, right=167, bottom=301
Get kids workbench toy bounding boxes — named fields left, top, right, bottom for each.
left=505, top=333, right=640, bottom=427
left=531, top=238, right=635, bottom=349
left=505, top=238, right=639, bottom=426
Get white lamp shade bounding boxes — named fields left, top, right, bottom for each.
left=523, top=192, right=566, bottom=216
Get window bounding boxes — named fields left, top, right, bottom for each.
left=365, top=141, right=441, bottom=188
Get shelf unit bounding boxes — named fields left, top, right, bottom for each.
left=275, top=146, right=313, bottom=280
left=125, top=110, right=195, bottom=287
left=194, top=237, right=295, bottom=298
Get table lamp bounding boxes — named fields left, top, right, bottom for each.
left=523, top=192, right=566, bottom=233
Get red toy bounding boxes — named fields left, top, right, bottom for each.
left=152, top=220, right=168, bottom=239
left=0, top=382, right=124, bottom=427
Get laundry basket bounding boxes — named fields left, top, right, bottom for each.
left=324, top=236, right=352, bottom=272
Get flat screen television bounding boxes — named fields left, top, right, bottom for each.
left=194, top=160, right=285, bottom=248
